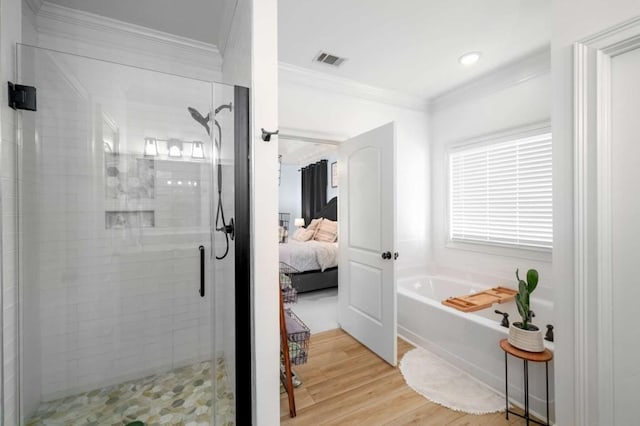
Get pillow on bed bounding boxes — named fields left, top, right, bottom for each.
left=314, top=218, right=338, bottom=242
left=292, top=227, right=314, bottom=242
left=307, top=218, right=323, bottom=232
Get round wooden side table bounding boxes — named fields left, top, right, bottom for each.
left=500, top=339, right=553, bottom=426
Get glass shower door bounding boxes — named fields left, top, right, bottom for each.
left=16, top=44, right=235, bottom=425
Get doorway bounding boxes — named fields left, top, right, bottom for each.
left=278, top=136, right=340, bottom=334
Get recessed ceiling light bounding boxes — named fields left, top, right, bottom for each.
left=459, top=52, right=481, bottom=66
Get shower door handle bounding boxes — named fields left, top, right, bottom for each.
left=199, top=245, right=205, bottom=297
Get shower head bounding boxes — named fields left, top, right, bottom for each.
left=187, top=107, right=211, bottom=136
left=214, top=102, right=233, bottom=115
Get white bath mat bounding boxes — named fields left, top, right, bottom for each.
left=399, top=347, right=504, bottom=415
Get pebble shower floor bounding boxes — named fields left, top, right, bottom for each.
left=26, top=358, right=234, bottom=425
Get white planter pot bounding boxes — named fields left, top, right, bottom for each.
left=508, top=323, right=544, bottom=352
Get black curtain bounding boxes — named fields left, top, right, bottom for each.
left=301, top=159, right=327, bottom=225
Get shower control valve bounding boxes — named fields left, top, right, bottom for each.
left=216, top=217, right=235, bottom=241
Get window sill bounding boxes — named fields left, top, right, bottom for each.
left=445, top=239, right=552, bottom=263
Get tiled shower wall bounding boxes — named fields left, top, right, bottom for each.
left=1, top=0, right=22, bottom=424
left=212, top=93, right=236, bottom=396
left=18, top=51, right=216, bottom=411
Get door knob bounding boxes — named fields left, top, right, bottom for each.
left=394, top=252, right=399, bottom=260
left=381, top=251, right=392, bottom=260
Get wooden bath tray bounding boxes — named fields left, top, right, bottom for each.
left=442, top=287, right=518, bottom=313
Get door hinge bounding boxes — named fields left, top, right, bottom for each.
left=8, top=82, right=37, bottom=111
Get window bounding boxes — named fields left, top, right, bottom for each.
left=449, top=131, right=552, bottom=250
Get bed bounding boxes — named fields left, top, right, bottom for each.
left=280, top=197, right=338, bottom=293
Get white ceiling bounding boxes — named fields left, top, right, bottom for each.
left=278, top=0, right=550, bottom=99
left=45, top=0, right=237, bottom=50
left=279, top=139, right=337, bottom=166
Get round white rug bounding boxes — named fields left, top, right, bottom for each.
left=399, top=348, right=504, bottom=415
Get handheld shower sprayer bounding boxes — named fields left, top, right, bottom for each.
left=187, top=102, right=234, bottom=260
left=187, top=107, right=211, bottom=135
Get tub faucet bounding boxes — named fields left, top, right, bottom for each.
left=528, top=310, right=536, bottom=322
left=545, top=324, right=554, bottom=342
left=494, top=310, right=509, bottom=328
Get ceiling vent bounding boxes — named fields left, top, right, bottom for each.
left=314, top=51, right=346, bottom=67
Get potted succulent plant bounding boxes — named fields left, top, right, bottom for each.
left=508, top=269, right=545, bottom=352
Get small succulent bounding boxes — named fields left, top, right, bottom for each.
left=514, top=269, right=538, bottom=330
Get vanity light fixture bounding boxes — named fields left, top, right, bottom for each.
left=459, top=51, right=481, bottom=66
left=144, top=137, right=158, bottom=156
left=192, top=140, right=205, bottom=159
left=168, top=139, right=182, bottom=158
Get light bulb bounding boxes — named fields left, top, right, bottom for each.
left=144, top=138, right=158, bottom=156
left=192, top=141, right=205, bottom=159
left=459, top=52, right=481, bottom=66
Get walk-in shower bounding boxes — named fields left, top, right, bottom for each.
left=13, top=44, right=250, bottom=425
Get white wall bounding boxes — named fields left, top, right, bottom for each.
left=429, top=60, right=552, bottom=301
left=552, top=2, right=640, bottom=425
left=325, top=151, right=338, bottom=201
left=250, top=0, right=280, bottom=424
left=212, top=83, right=237, bottom=395
left=1, top=0, right=22, bottom=423
left=610, top=46, right=640, bottom=425
left=20, top=2, right=41, bottom=417
left=279, top=80, right=430, bottom=279
left=222, top=0, right=251, bottom=88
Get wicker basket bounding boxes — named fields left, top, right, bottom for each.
left=284, top=308, right=310, bottom=365
left=280, top=262, right=300, bottom=304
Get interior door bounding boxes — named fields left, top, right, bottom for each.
left=338, top=122, right=397, bottom=365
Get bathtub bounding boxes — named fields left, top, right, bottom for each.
left=398, top=275, right=555, bottom=422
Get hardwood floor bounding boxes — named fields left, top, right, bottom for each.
left=280, top=329, right=532, bottom=425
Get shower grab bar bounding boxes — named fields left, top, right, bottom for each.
left=199, top=245, right=205, bottom=297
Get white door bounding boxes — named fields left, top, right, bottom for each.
left=338, top=122, right=397, bottom=365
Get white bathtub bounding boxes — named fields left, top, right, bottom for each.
left=398, top=275, right=555, bottom=422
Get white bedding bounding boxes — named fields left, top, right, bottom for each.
left=279, top=240, right=338, bottom=272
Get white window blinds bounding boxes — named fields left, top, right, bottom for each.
left=449, top=132, right=552, bottom=250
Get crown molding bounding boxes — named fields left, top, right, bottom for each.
left=24, top=0, right=44, bottom=14
left=34, top=1, right=222, bottom=74
left=279, top=126, right=345, bottom=145
left=429, top=45, right=550, bottom=113
left=279, top=62, right=429, bottom=112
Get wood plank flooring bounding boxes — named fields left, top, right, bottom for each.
left=280, top=329, right=533, bottom=425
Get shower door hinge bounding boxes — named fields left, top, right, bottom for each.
left=8, top=82, right=37, bottom=111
